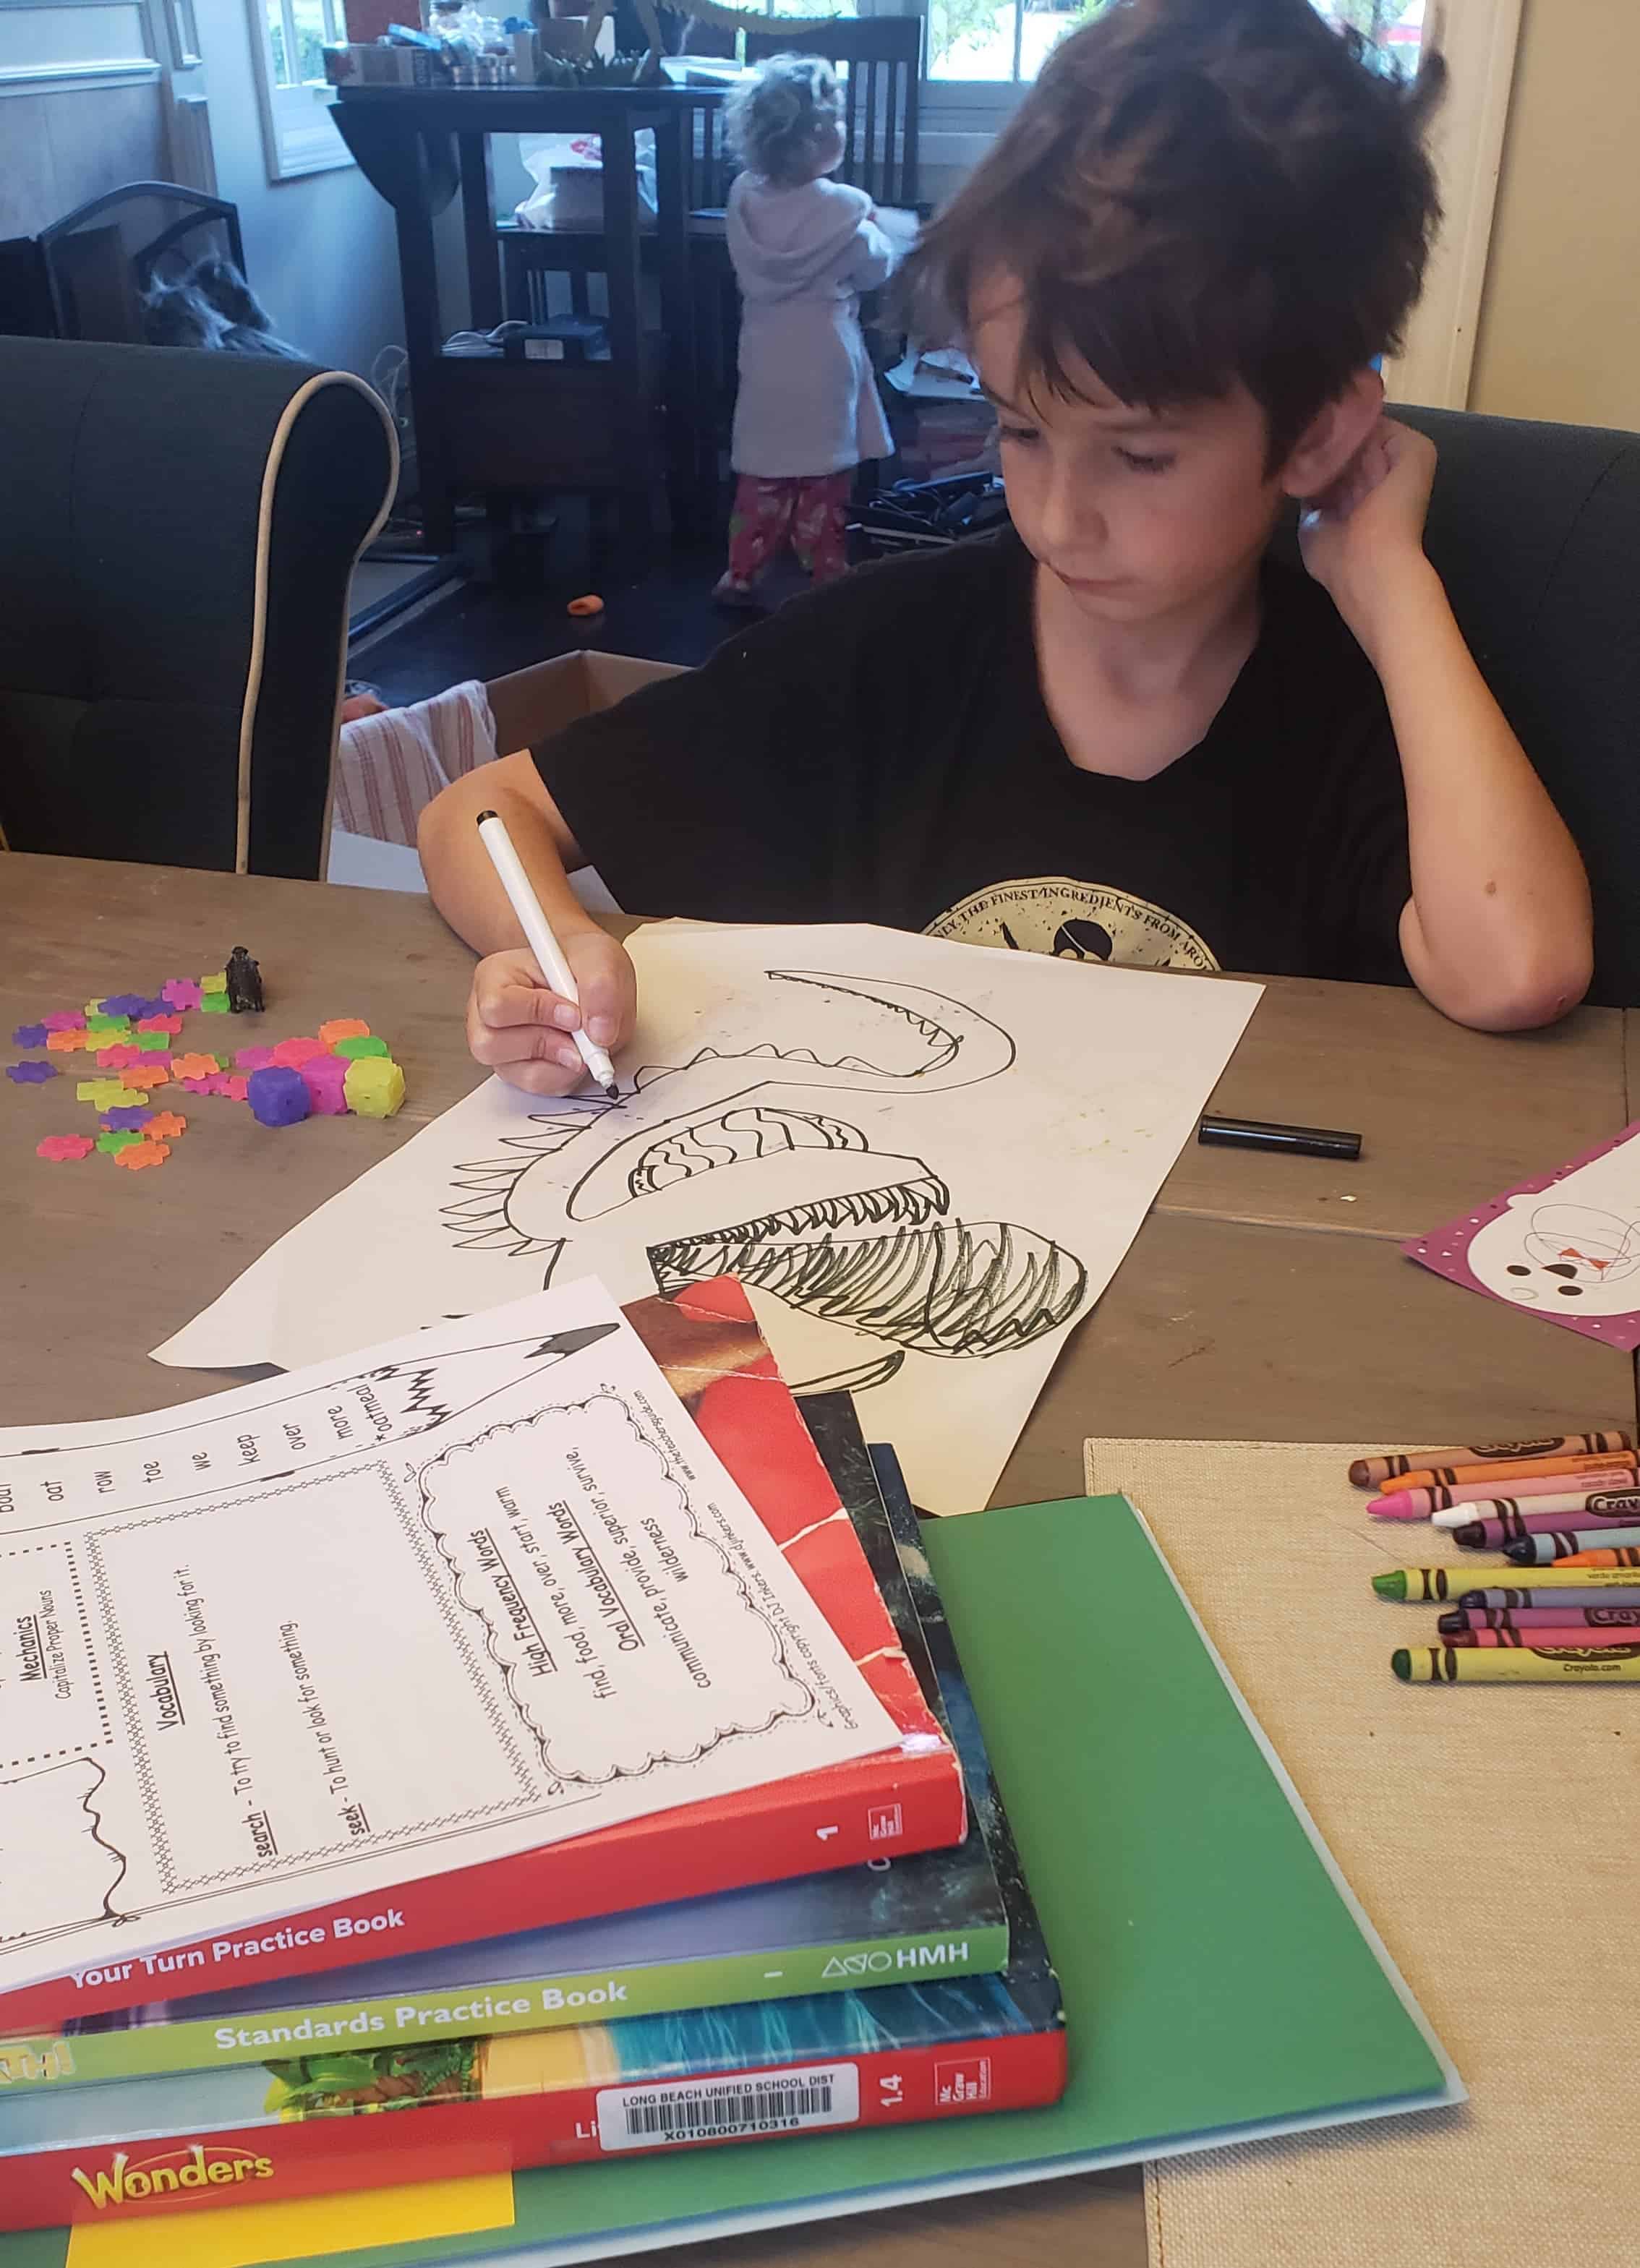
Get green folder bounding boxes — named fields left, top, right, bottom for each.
left=0, top=1496, right=1454, bottom=2268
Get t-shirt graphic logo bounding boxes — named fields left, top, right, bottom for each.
left=924, top=878, right=1219, bottom=972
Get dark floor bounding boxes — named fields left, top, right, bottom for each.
left=349, top=501, right=815, bottom=710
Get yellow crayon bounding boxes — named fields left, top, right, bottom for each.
left=1393, top=1644, right=1640, bottom=1684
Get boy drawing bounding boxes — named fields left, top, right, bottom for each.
left=419, top=0, right=1593, bottom=1097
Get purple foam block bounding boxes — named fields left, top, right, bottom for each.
left=12, top=1024, right=47, bottom=1049
left=247, top=1065, right=310, bottom=1127
left=299, top=1051, right=351, bottom=1116
left=99, top=993, right=152, bottom=1019
left=7, top=1061, right=56, bottom=1084
left=101, top=1104, right=153, bottom=1130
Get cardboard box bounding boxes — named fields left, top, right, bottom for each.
left=332, top=650, right=685, bottom=855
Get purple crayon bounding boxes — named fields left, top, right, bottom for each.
left=1451, top=1500, right=1640, bottom=1549
left=1459, top=1586, right=1640, bottom=1611
left=1439, top=1605, right=1640, bottom=1632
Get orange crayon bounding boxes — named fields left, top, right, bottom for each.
left=1385, top=1452, right=1637, bottom=1494
left=1554, top=1545, right=1640, bottom=1570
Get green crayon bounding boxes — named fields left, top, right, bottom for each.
left=1393, top=1644, right=1640, bottom=1684
left=1372, top=1568, right=1464, bottom=1603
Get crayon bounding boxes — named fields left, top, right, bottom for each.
left=1459, top=1581, right=1640, bottom=1608
left=1383, top=1451, right=1637, bottom=1494
left=1349, top=1433, right=1631, bottom=1489
left=1431, top=1486, right=1640, bottom=1531
left=1551, top=1546, right=1640, bottom=1570
left=1372, top=1567, right=1467, bottom=1602
left=1448, top=1504, right=1640, bottom=1549
left=1439, top=1606, right=1640, bottom=1632
left=1370, top=1466, right=1633, bottom=1518
left=1393, top=1645, right=1640, bottom=1684
left=1442, top=1623, right=1640, bottom=1648
left=1504, top=1526, right=1640, bottom=1566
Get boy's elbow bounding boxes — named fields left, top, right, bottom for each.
left=1429, top=943, right=1594, bottom=1033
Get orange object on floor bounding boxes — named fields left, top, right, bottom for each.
left=567, top=594, right=605, bottom=619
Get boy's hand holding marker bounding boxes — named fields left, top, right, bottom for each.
left=467, top=936, right=635, bottom=1100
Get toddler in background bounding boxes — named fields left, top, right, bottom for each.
left=717, top=55, right=897, bottom=605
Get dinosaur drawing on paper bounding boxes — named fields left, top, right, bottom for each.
left=441, top=970, right=1088, bottom=1391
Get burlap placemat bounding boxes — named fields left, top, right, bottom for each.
left=1082, top=1437, right=1636, bottom=2268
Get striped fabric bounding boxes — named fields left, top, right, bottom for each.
left=333, top=680, right=497, bottom=848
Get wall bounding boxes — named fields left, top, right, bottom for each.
left=194, top=0, right=403, bottom=377
left=1469, top=0, right=1640, bottom=430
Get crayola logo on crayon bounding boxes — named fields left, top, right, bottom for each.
left=69, top=2143, right=274, bottom=2208
left=1536, top=1644, right=1640, bottom=1664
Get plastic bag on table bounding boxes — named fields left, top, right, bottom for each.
left=514, top=131, right=657, bottom=229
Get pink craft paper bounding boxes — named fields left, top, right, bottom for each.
left=1405, top=1119, right=1640, bottom=1351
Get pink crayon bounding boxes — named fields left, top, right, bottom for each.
left=1370, top=1465, right=1636, bottom=1519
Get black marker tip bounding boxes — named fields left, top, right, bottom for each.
left=476, top=809, right=497, bottom=826
left=603, top=1082, right=620, bottom=1101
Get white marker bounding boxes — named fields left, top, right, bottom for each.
left=476, top=809, right=619, bottom=1098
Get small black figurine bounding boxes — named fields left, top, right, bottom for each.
left=225, top=946, right=265, bottom=1015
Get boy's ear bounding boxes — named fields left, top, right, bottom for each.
left=1277, top=370, right=1386, bottom=500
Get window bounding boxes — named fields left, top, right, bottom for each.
left=928, top=0, right=1427, bottom=90
left=247, top=0, right=354, bottom=179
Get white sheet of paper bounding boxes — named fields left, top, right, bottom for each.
left=0, top=1280, right=899, bottom=1995
left=154, top=926, right=1262, bottom=1514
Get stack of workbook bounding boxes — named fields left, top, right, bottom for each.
left=0, top=1278, right=1068, bottom=2233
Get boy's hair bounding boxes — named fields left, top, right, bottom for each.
left=725, top=54, right=845, bottom=188
left=902, top=0, right=1446, bottom=465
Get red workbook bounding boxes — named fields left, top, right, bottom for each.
left=0, top=1281, right=962, bottom=2039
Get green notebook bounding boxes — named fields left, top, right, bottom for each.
left=0, top=1494, right=1454, bottom=2268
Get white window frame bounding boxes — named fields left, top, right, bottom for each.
left=247, top=0, right=353, bottom=181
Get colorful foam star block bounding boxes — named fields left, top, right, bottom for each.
left=7, top=1062, right=56, bottom=1084
left=333, top=1033, right=390, bottom=1060
left=163, top=979, right=202, bottom=1011
left=12, top=1024, right=47, bottom=1049
left=200, top=992, right=231, bottom=1014
left=47, top=1030, right=87, bottom=1053
left=343, top=1057, right=406, bottom=1118
left=145, top=1111, right=187, bottom=1139
left=134, top=1030, right=171, bottom=1052
left=95, top=1045, right=142, bottom=1069
left=100, top=993, right=151, bottom=1018
left=121, top=1064, right=171, bottom=1091
left=300, top=1053, right=351, bottom=1115
left=200, top=971, right=228, bottom=994
left=112, top=1138, right=170, bottom=1169
left=271, top=1036, right=328, bottom=1069
left=41, top=1012, right=86, bottom=1032
left=317, top=1018, right=371, bottom=1045
left=101, top=1105, right=153, bottom=1131
left=236, top=1047, right=276, bottom=1071
left=96, top=1128, right=143, bottom=1155
left=85, top=1015, right=132, bottom=1036
left=137, top=1014, right=184, bottom=1035
left=37, top=1134, right=95, bottom=1162
left=171, top=1053, right=221, bottom=1080
left=247, top=1066, right=309, bottom=1126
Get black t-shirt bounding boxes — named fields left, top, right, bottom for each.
left=533, top=529, right=1411, bottom=983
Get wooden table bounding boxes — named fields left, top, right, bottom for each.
left=3, top=852, right=1635, bottom=2268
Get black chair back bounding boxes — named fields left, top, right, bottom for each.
left=0, top=338, right=396, bottom=878
left=1378, top=406, right=1640, bottom=1008
left=744, top=17, right=922, bottom=206
left=36, top=183, right=247, bottom=345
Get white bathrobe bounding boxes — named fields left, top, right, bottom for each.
left=726, top=171, right=896, bottom=479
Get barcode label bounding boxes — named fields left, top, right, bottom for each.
left=596, top=2063, right=860, bottom=2152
